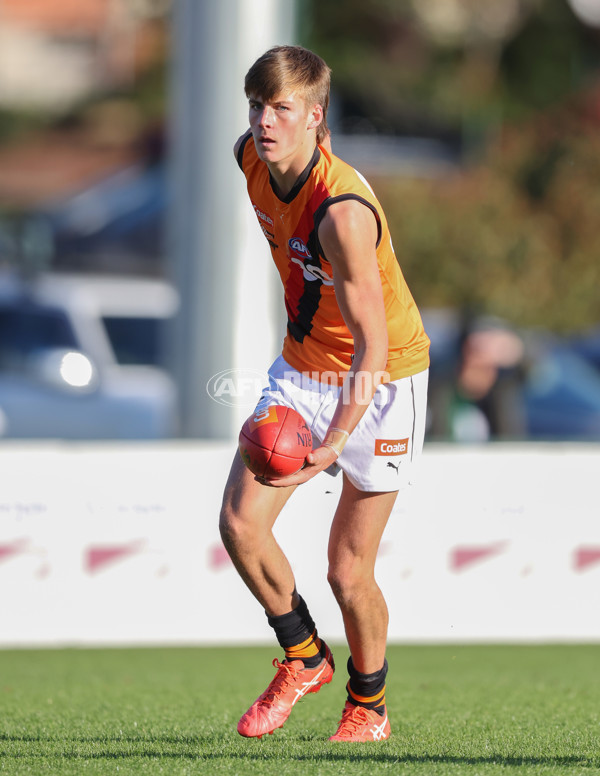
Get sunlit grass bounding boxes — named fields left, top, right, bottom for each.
left=0, top=644, right=598, bottom=774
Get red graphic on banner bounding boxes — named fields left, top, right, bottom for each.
left=450, top=542, right=507, bottom=572
left=209, top=543, right=232, bottom=571
left=573, top=546, right=600, bottom=572
left=85, top=540, right=145, bottom=574
left=0, top=538, right=29, bottom=562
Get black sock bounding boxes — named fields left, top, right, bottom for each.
left=346, top=656, right=388, bottom=716
left=266, top=596, right=325, bottom=668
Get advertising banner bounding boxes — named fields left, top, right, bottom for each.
left=0, top=442, right=598, bottom=646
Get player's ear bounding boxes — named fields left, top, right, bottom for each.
left=307, top=104, right=323, bottom=132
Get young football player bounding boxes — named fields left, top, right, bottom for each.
left=220, top=45, right=430, bottom=742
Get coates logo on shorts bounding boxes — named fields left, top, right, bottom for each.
left=374, top=438, right=409, bottom=456
left=206, top=368, right=268, bottom=408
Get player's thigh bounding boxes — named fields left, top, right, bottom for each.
left=327, top=474, right=398, bottom=574
left=220, top=450, right=297, bottom=538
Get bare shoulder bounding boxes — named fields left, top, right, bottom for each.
left=319, top=198, right=378, bottom=252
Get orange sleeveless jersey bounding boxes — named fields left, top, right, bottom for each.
left=237, top=132, right=430, bottom=384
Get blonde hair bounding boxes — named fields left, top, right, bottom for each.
left=244, top=45, right=331, bottom=144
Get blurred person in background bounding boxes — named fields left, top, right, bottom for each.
left=426, top=313, right=527, bottom=442
left=454, top=320, right=527, bottom=441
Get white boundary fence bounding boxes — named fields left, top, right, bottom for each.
left=1, top=442, right=599, bottom=646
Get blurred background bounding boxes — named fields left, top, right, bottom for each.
left=0, top=0, right=599, bottom=443
left=1, top=0, right=600, bottom=650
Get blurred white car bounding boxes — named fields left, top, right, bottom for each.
left=0, top=272, right=179, bottom=439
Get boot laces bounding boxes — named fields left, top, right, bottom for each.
left=338, top=703, right=371, bottom=734
left=259, top=659, right=301, bottom=704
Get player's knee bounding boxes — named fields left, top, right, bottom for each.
left=327, top=562, right=362, bottom=606
left=219, top=504, right=248, bottom=553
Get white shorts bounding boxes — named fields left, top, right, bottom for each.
left=253, top=355, right=429, bottom=492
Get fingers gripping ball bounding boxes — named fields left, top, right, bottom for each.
left=239, top=405, right=313, bottom=479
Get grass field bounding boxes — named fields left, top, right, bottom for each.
left=1, top=644, right=599, bottom=775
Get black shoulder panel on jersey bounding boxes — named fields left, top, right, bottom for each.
left=236, top=131, right=253, bottom=171
left=313, top=194, right=383, bottom=260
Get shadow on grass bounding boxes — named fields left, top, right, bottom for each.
left=1, top=734, right=599, bottom=769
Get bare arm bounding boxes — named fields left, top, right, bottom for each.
left=319, top=199, right=388, bottom=434
left=267, top=199, right=388, bottom=486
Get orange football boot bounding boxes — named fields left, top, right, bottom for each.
left=329, top=701, right=391, bottom=742
left=237, top=644, right=335, bottom=738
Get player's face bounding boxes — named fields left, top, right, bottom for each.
left=248, top=92, right=320, bottom=168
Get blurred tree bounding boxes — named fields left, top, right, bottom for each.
left=500, top=0, right=596, bottom=117
left=301, top=0, right=600, bottom=136
left=300, top=0, right=600, bottom=333
left=374, top=101, right=600, bottom=333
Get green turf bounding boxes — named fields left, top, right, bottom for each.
left=0, top=644, right=599, bottom=775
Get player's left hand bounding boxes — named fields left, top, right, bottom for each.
left=259, top=445, right=339, bottom=488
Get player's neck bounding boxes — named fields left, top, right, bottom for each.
left=267, top=144, right=317, bottom=199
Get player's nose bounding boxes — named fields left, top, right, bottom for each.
left=258, top=105, right=275, bottom=127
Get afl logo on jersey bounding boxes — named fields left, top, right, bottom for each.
left=288, top=236, right=334, bottom=285
left=288, top=237, right=312, bottom=260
